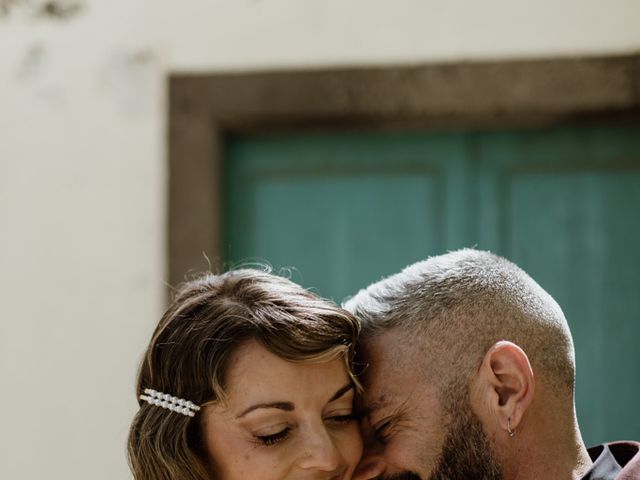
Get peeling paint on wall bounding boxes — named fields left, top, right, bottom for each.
left=0, top=0, right=84, bottom=20
left=14, top=41, right=67, bottom=109
left=99, top=48, right=159, bottom=117
left=17, top=42, right=46, bottom=80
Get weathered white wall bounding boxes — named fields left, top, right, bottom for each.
left=1, top=1, right=639, bottom=478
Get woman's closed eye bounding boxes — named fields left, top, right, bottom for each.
left=253, top=410, right=356, bottom=447
left=325, top=411, right=358, bottom=424
left=255, top=426, right=291, bottom=446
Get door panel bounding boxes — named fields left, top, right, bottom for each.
left=251, top=175, right=440, bottom=301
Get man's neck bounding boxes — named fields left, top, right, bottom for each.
left=503, top=413, right=592, bottom=480
left=514, top=443, right=591, bottom=480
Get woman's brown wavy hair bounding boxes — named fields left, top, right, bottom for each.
left=127, top=269, right=361, bottom=479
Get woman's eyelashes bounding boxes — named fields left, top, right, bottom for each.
left=255, top=426, right=291, bottom=446
left=325, top=412, right=357, bottom=424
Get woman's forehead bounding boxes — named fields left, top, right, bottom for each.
left=222, top=340, right=351, bottom=403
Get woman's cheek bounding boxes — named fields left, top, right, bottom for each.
left=247, top=439, right=299, bottom=479
left=339, top=422, right=364, bottom=472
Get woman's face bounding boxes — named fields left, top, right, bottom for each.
left=202, top=339, right=363, bottom=479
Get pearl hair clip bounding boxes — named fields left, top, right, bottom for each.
left=139, top=388, right=201, bottom=417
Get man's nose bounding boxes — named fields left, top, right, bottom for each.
left=297, top=426, right=341, bottom=472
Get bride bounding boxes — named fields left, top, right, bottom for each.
left=128, top=268, right=363, bottom=479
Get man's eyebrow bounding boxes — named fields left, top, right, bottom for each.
left=358, top=397, right=391, bottom=418
left=237, top=402, right=294, bottom=418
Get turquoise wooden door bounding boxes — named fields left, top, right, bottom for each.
left=224, top=125, right=640, bottom=446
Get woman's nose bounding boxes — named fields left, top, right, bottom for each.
left=297, top=426, right=341, bottom=472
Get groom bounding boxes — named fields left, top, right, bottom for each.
left=345, top=249, right=639, bottom=480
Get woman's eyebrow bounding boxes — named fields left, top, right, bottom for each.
left=329, top=383, right=354, bottom=402
left=236, top=384, right=354, bottom=418
left=236, top=402, right=294, bottom=418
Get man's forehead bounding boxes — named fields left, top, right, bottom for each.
left=358, top=329, right=433, bottom=414
left=359, top=329, right=421, bottom=378
left=361, top=328, right=413, bottom=360
left=358, top=388, right=397, bottom=414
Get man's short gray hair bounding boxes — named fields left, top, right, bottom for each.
left=344, top=249, right=576, bottom=396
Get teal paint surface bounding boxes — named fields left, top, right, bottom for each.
left=224, top=126, right=640, bottom=446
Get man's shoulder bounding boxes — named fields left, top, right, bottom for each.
left=588, top=441, right=640, bottom=480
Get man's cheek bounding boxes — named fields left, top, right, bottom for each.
left=384, top=438, right=421, bottom=468
left=384, top=435, right=441, bottom=477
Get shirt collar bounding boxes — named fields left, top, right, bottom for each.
left=582, top=444, right=623, bottom=480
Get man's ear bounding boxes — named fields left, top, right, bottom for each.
left=474, top=341, right=535, bottom=434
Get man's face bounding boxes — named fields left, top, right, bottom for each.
left=353, top=329, right=503, bottom=480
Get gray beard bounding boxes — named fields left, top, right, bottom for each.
left=427, top=399, right=503, bottom=480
